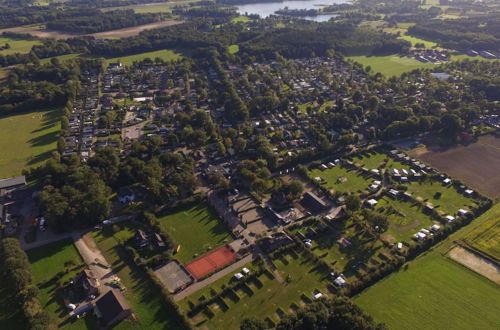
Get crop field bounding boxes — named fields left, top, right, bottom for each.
left=157, top=203, right=233, bottom=263
left=93, top=222, right=183, bottom=329
left=183, top=248, right=330, bottom=329
left=0, top=37, right=41, bottom=55
left=355, top=202, right=500, bottom=330
left=346, top=55, right=434, bottom=77
left=464, top=203, right=500, bottom=260
left=104, top=49, right=182, bottom=66
left=27, top=239, right=89, bottom=328
left=0, top=108, right=61, bottom=179
left=309, top=165, right=371, bottom=194
left=410, top=135, right=500, bottom=198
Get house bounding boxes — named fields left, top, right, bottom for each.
left=334, top=276, right=346, bottom=287
left=152, top=233, right=166, bottom=250
left=72, top=269, right=100, bottom=301
left=365, top=199, right=378, bottom=208
left=301, top=192, right=327, bottom=213
left=0, top=176, right=26, bottom=195
left=94, top=289, right=132, bottom=328
left=135, top=229, right=149, bottom=248
left=118, top=187, right=136, bottom=204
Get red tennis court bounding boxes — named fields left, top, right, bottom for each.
left=185, top=245, right=237, bottom=280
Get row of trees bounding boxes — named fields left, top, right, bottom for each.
left=0, top=238, right=51, bottom=329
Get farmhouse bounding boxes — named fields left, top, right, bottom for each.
left=94, top=289, right=132, bottom=328
left=72, top=269, right=100, bottom=301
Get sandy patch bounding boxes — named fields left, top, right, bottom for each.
left=448, top=246, right=500, bottom=284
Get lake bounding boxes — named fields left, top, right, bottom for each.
left=236, top=0, right=348, bottom=22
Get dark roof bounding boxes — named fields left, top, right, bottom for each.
left=0, top=176, right=26, bottom=190
left=301, top=192, right=327, bottom=213
left=95, top=290, right=130, bottom=326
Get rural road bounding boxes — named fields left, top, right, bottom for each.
left=173, top=254, right=254, bottom=301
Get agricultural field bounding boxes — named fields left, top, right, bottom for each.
left=355, top=203, right=500, bottom=330
left=0, top=36, right=41, bottom=55
left=102, top=1, right=196, bottom=13
left=464, top=204, right=500, bottom=260
left=0, top=108, right=61, bottom=179
left=157, top=203, right=233, bottom=263
left=104, top=49, right=182, bottom=66
left=27, top=239, right=91, bottom=329
left=346, top=55, right=434, bottom=77
left=183, top=248, right=330, bottom=329
left=93, top=222, right=183, bottom=329
left=309, top=164, right=371, bottom=194
left=410, top=135, right=500, bottom=199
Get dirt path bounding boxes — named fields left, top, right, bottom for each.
left=448, top=246, right=500, bottom=284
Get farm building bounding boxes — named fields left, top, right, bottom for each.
left=301, top=192, right=328, bottom=213
left=94, top=289, right=132, bottom=328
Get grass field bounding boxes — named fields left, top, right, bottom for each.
left=231, top=16, right=252, bottom=23
left=228, top=44, right=239, bottom=54
left=27, top=239, right=91, bottom=329
left=464, top=204, right=500, bottom=260
left=0, top=37, right=41, bottom=55
left=309, top=165, right=371, bottom=194
left=355, top=203, right=500, bottom=330
left=185, top=249, right=330, bottom=329
left=351, top=152, right=410, bottom=170
left=0, top=108, right=61, bottom=179
left=398, top=34, right=438, bottom=48
left=157, top=203, right=232, bottom=263
left=104, top=49, right=182, bottom=66
left=346, top=55, right=434, bottom=77
left=93, top=222, right=183, bottom=329
left=102, top=1, right=195, bottom=13
left=39, top=53, right=81, bottom=64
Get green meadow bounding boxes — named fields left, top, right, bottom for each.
left=0, top=108, right=61, bottom=179
left=104, top=49, right=182, bottom=66
left=0, top=37, right=41, bottom=55
left=346, top=55, right=434, bottom=77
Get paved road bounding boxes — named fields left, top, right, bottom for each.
left=173, top=254, right=254, bottom=301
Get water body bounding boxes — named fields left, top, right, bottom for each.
left=236, top=0, right=347, bottom=22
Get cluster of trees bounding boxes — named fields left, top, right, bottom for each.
left=236, top=159, right=274, bottom=195
left=0, top=7, right=99, bottom=28
left=241, top=297, right=386, bottom=329
left=0, top=238, right=51, bottom=329
left=408, top=14, right=500, bottom=50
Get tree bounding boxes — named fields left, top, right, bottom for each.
left=345, top=194, right=361, bottom=211
left=241, top=318, right=267, bottom=330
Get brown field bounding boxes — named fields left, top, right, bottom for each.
left=185, top=245, right=237, bottom=280
left=410, top=135, right=500, bottom=198
left=448, top=246, right=500, bottom=284
left=0, top=19, right=184, bottom=40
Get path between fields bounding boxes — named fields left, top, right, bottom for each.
left=173, top=254, right=253, bottom=301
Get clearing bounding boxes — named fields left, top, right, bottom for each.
left=346, top=55, right=433, bottom=77
left=157, top=203, right=233, bottom=263
left=104, top=49, right=182, bottom=66
left=0, top=36, right=41, bottom=55
left=0, top=108, right=61, bottom=179
left=410, top=135, right=500, bottom=199
left=355, top=203, right=500, bottom=330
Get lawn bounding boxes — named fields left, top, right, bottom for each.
left=0, top=108, right=61, bottom=179
left=355, top=202, right=500, bottom=330
left=157, top=203, right=233, bottom=263
left=39, top=53, right=81, bottom=64
left=376, top=196, right=437, bottom=242
left=228, top=44, right=239, bottom=54
left=405, top=180, right=476, bottom=215
left=346, top=55, right=434, bottom=77
left=104, top=49, right=182, bottom=66
left=231, top=16, right=252, bottom=23
left=352, top=152, right=410, bottom=170
left=398, top=34, right=438, bottom=48
left=464, top=203, right=500, bottom=260
left=93, top=222, right=183, bottom=329
left=309, top=165, right=371, bottom=194
left=187, top=248, right=330, bottom=329
left=0, top=36, right=41, bottom=55
left=27, top=239, right=91, bottom=329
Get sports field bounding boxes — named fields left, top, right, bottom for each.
left=346, top=55, right=433, bottom=77
left=185, top=245, right=237, bottom=279
left=410, top=135, right=500, bottom=198
left=157, top=203, right=233, bottom=263
left=0, top=37, right=41, bottom=55
left=104, top=49, right=182, bottom=66
left=355, top=203, right=500, bottom=330
left=0, top=108, right=61, bottom=179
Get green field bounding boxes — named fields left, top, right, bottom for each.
left=27, top=239, right=91, bottom=329
left=352, top=152, right=409, bottom=170
left=104, top=49, right=182, bottom=66
left=0, top=37, right=41, bottom=55
left=231, top=16, right=252, bottom=23
left=355, top=203, right=500, bottom=330
left=464, top=203, right=500, bottom=260
left=405, top=180, right=476, bottom=215
left=102, top=1, right=195, bottom=13
left=93, top=222, right=183, bottom=329
left=309, top=165, right=371, bottom=194
left=157, top=203, right=233, bottom=263
left=185, top=248, right=330, bottom=329
left=0, top=108, right=61, bottom=179
left=346, top=55, right=434, bottom=77
left=398, top=34, right=438, bottom=48
left=39, top=53, right=81, bottom=64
